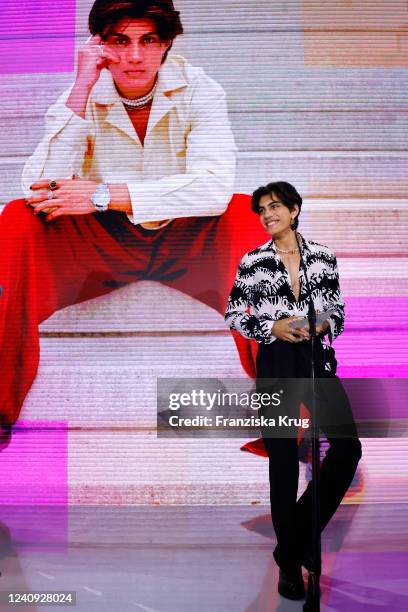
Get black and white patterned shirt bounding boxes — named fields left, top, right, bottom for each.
left=225, top=235, right=344, bottom=347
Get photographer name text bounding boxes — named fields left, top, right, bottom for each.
left=168, top=415, right=310, bottom=429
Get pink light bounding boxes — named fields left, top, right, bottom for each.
left=0, top=421, right=68, bottom=505
left=0, top=0, right=76, bottom=74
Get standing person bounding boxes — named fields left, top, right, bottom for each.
left=225, top=181, right=362, bottom=600
left=0, top=0, right=265, bottom=448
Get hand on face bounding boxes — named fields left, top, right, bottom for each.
left=75, top=35, right=120, bottom=89
left=271, top=317, right=310, bottom=343
left=27, top=178, right=99, bottom=221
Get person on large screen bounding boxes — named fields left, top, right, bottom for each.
left=225, top=181, right=362, bottom=600
left=0, top=0, right=265, bottom=448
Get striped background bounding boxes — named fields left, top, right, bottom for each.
left=0, top=0, right=407, bottom=506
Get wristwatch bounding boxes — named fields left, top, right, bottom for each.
left=91, top=183, right=111, bottom=212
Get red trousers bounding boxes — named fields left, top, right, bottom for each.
left=0, top=195, right=265, bottom=426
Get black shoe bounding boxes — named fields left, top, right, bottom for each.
left=278, top=567, right=305, bottom=601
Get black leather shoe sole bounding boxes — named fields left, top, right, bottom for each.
left=278, top=568, right=305, bottom=601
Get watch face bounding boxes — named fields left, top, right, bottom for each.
left=93, top=185, right=110, bottom=208
left=96, top=191, right=110, bottom=207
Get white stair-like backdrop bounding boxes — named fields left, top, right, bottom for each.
left=1, top=0, right=408, bottom=505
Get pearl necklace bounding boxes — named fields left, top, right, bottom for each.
left=119, top=82, right=157, bottom=109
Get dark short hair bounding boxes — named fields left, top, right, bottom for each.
left=89, top=0, right=183, bottom=63
left=251, top=181, right=302, bottom=229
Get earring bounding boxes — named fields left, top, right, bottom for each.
left=290, top=217, right=296, bottom=230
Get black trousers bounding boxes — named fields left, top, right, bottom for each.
left=256, top=339, right=362, bottom=573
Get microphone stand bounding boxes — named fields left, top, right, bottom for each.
left=296, top=233, right=321, bottom=611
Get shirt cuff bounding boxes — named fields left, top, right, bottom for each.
left=260, top=320, right=278, bottom=343
left=327, top=317, right=336, bottom=343
left=126, top=175, right=198, bottom=225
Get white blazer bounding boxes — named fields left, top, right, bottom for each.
left=22, top=54, right=237, bottom=226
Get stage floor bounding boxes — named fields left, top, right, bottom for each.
left=0, top=503, right=407, bottom=611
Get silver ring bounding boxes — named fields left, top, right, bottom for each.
left=47, top=190, right=54, bottom=200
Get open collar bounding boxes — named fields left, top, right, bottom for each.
left=264, top=234, right=314, bottom=295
